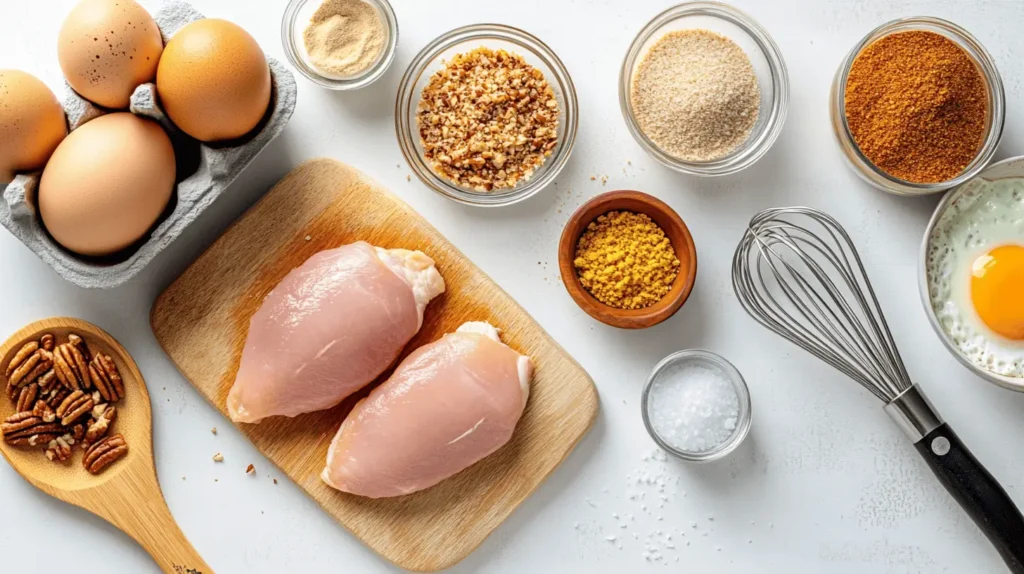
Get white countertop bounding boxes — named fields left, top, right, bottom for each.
left=3, top=0, right=1024, bottom=572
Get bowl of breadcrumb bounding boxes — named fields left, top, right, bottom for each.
left=396, top=24, right=579, bottom=207
left=620, top=2, right=789, bottom=176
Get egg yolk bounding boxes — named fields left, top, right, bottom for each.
left=971, top=244, right=1024, bottom=340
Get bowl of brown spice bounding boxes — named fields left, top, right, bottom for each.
left=396, top=24, right=578, bottom=207
left=558, top=191, right=698, bottom=329
left=830, top=17, right=1005, bottom=196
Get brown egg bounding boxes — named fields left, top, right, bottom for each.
left=39, top=113, right=175, bottom=257
left=157, top=19, right=271, bottom=142
left=0, top=70, right=68, bottom=183
left=58, top=0, right=163, bottom=109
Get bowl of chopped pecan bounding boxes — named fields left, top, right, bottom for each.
left=396, top=23, right=579, bottom=207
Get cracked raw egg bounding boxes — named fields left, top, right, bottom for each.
left=926, top=177, right=1024, bottom=378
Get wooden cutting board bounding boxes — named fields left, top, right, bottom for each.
left=151, top=158, right=599, bottom=572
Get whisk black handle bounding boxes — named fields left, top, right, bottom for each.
left=915, top=424, right=1024, bottom=573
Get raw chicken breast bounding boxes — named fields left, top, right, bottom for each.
left=322, top=321, right=532, bottom=498
left=227, top=241, right=445, bottom=423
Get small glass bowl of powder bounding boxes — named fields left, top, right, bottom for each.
left=620, top=2, right=789, bottom=176
left=641, top=350, right=752, bottom=462
left=282, top=0, right=398, bottom=90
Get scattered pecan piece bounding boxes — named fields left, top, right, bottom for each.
left=45, top=435, right=73, bottom=462
left=246, top=464, right=255, bottom=475
left=32, top=400, right=56, bottom=423
left=15, top=382, right=38, bottom=412
left=56, top=390, right=93, bottom=426
left=5, top=341, right=39, bottom=378
left=54, top=342, right=89, bottom=391
left=69, top=421, right=87, bottom=442
left=83, top=434, right=128, bottom=475
left=89, top=354, right=124, bottom=403
left=84, top=406, right=116, bottom=448
left=1, top=412, right=63, bottom=447
left=44, top=386, right=70, bottom=410
left=39, top=333, right=55, bottom=352
left=36, top=369, right=58, bottom=393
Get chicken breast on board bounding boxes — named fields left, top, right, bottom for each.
left=322, top=321, right=533, bottom=498
left=227, top=241, right=445, bottom=423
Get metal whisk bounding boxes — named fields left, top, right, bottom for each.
left=733, top=207, right=1024, bottom=572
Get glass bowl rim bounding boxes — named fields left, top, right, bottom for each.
left=395, top=23, right=579, bottom=207
left=618, top=1, right=790, bottom=177
left=831, top=16, right=1006, bottom=195
left=641, top=349, right=753, bottom=462
left=281, top=0, right=399, bottom=90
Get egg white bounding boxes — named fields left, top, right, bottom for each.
left=926, top=176, right=1024, bottom=378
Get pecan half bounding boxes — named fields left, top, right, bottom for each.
left=89, top=354, right=124, bottom=403
left=56, top=390, right=93, bottom=426
left=83, top=434, right=128, bottom=475
left=1, top=412, right=63, bottom=447
left=39, top=333, right=55, bottom=352
left=8, top=348, right=43, bottom=390
left=45, top=435, right=73, bottom=462
left=15, top=382, right=38, bottom=412
left=84, top=406, right=116, bottom=449
left=54, top=343, right=89, bottom=391
left=5, top=341, right=39, bottom=378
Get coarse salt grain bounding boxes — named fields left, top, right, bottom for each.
left=648, top=361, right=740, bottom=453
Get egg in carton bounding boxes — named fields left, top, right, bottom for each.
left=0, top=0, right=297, bottom=289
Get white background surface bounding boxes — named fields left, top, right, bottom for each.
left=2, top=0, right=1024, bottom=572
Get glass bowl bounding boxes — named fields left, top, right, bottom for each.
left=619, top=2, right=789, bottom=177
left=281, top=0, right=398, bottom=90
left=641, top=350, right=752, bottom=462
left=395, top=24, right=579, bottom=207
left=830, top=17, right=1005, bottom=196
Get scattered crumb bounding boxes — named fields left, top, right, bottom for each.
left=246, top=464, right=256, bottom=475
left=214, top=479, right=219, bottom=483
left=406, top=175, right=411, bottom=182
left=273, top=478, right=278, bottom=485
left=213, top=453, right=224, bottom=463
left=181, top=476, right=186, bottom=480
left=600, top=175, right=608, bottom=185
left=211, top=427, right=217, bottom=435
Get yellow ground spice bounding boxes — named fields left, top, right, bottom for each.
left=844, top=30, right=988, bottom=183
left=573, top=211, right=680, bottom=310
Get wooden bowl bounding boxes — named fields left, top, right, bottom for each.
left=558, top=190, right=697, bottom=329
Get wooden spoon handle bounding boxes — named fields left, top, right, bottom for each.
left=105, top=495, right=212, bottom=573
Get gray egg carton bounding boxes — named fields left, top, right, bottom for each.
left=0, top=0, right=297, bottom=289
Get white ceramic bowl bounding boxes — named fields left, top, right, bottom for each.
left=919, top=155, right=1024, bottom=392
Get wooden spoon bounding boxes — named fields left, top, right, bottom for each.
left=0, top=318, right=210, bottom=573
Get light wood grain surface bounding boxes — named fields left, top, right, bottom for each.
left=0, top=318, right=209, bottom=574
left=150, top=159, right=599, bottom=572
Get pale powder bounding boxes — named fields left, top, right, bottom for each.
left=303, top=0, right=386, bottom=78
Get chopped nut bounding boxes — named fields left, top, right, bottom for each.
left=45, top=435, right=73, bottom=462
left=84, top=406, right=115, bottom=448
left=417, top=47, right=560, bottom=192
left=83, top=434, right=128, bottom=475
left=213, top=453, right=224, bottom=462
left=39, top=334, right=55, bottom=352
left=36, top=369, right=58, bottom=393
left=1, top=412, right=62, bottom=448
left=32, top=400, right=56, bottom=423
left=89, top=354, right=124, bottom=403
left=56, top=390, right=94, bottom=426
left=15, top=382, right=38, bottom=413
left=44, top=386, right=70, bottom=410
left=246, top=464, right=255, bottom=475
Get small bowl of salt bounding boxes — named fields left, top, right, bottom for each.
left=641, top=350, right=751, bottom=462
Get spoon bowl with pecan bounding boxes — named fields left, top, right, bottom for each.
left=0, top=318, right=210, bottom=573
